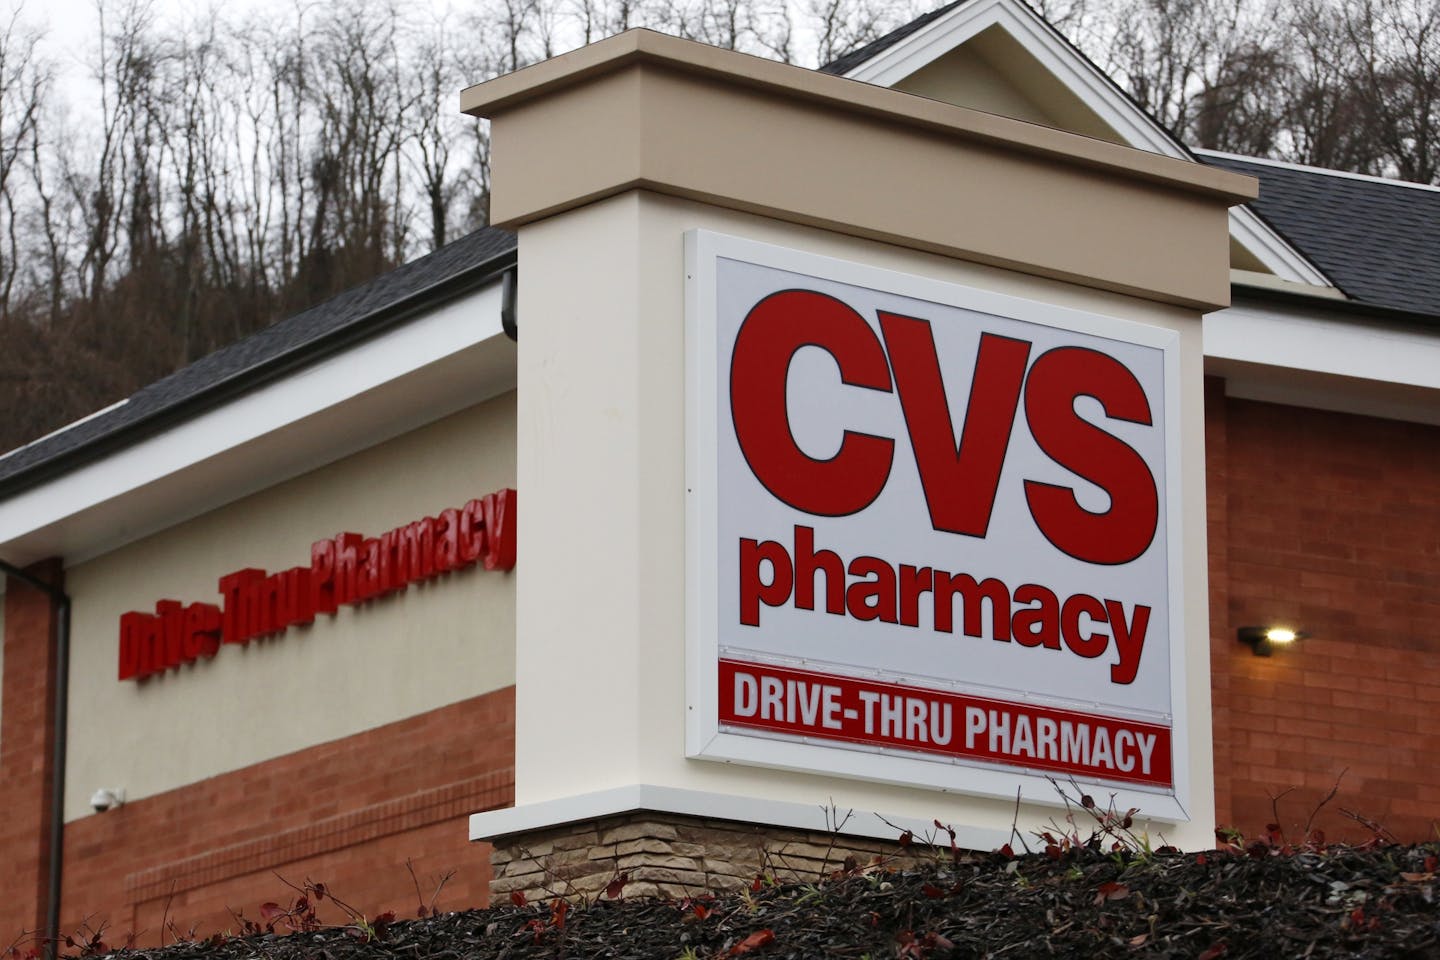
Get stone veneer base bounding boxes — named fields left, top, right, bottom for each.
left=489, top=810, right=933, bottom=901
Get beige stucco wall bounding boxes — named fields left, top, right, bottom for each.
left=63, top=393, right=517, bottom=822
left=893, top=27, right=1126, bottom=147
left=894, top=35, right=1058, bottom=130
left=514, top=189, right=1217, bottom=849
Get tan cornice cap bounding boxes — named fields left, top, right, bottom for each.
left=461, top=29, right=1257, bottom=205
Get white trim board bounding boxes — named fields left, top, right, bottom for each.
left=840, top=0, right=1331, bottom=287
left=1196, top=148, right=1440, bottom=193
left=0, top=282, right=516, bottom=567
left=1204, top=300, right=1440, bottom=425
left=0, top=399, right=131, bottom=469
left=468, top=783, right=1010, bottom=851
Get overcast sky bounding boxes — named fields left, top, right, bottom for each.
left=12, top=0, right=831, bottom=110
left=11, top=0, right=275, bottom=109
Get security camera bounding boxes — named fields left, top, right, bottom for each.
left=90, top=788, right=125, bottom=813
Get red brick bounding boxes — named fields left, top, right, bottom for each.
left=1213, top=398, right=1440, bottom=843
left=1, top=562, right=64, bottom=940
left=0, top=682, right=513, bottom=947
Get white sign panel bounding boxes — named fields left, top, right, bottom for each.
left=685, top=231, right=1188, bottom=815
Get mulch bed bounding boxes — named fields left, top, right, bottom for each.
left=94, top=840, right=1440, bottom=960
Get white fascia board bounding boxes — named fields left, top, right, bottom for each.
left=468, top=783, right=1008, bottom=852
left=1196, top=148, right=1440, bottom=193
left=0, top=281, right=515, bottom=568
left=1204, top=300, right=1440, bottom=424
left=0, top=398, right=131, bottom=469
left=842, top=0, right=1332, bottom=286
left=1226, top=207, right=1334, bottom=288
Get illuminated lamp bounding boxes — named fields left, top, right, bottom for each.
left=1237, top=625, right=1307, bottom=657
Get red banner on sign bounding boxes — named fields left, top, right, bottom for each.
left=718, top=659, right=1172, bottom=788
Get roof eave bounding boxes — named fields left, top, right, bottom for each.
left=0, top=246, right=518, bottom=504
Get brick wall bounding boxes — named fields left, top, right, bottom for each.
left=1, top=685, right=514, bottom=947
left=1208, top=388, right=1440, bottom=842
left=1205, top=379, right=1234, bottom=833
left=0, top=562, right=63, bottom=941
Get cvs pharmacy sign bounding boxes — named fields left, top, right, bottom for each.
left=685, top=232, right=1187, bottom=806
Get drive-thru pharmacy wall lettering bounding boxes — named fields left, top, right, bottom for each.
left=118, top=488, right=517, bottom=681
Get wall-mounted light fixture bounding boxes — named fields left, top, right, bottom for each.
left=1238, top=626, right=1307, bottom=657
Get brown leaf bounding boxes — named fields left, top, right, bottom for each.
left=1129, top=933, right=1149, bottom=947
left=1094, top=881, right=1129, bottom=905
left=925, top=932, right=955, bottom=951
left=509, top=890, right=527, bottom=908
left=605, top=872, right=629, bottom=899
left=259, top=903, right=284, bottom=923
left=728, top=929, right=775, bottom=956
left=1400, top=872, right=1434, bottom=882
left=1197, top=943, right=1228, bottom=960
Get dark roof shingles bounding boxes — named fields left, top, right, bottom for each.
left=0, top=226, right=516, bottom=489
left=818, top=0, right=966, bottom=75
left=1203, top=154, right=1440, bottom=317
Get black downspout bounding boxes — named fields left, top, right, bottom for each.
left=501, top=266, right=518, bottom=342
left=0, top=558, right=71, bottom=960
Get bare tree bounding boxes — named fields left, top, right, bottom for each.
left=1280, top=0, right=1383, bottom=170
left=1099, top=0, right=1284, bottom=150
left=1342, top=0, right=1440, bottom=182
left=806, top=0, right=903, bottom=66
left=0, top=10, right=45, bottom=321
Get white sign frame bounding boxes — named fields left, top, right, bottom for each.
left=684, top=229, right=1192, bottom=823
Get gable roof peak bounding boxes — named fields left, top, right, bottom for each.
left=818, top=0, right=1333, bottom=289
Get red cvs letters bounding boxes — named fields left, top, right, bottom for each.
left=118, top=488, right=517, bottom=681
left=730, top=290, right=1158, bottom=565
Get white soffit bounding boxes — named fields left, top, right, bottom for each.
left=840, top=0, right=1332, bottom=288
left=0, top=282, right=516, bottom=568
left=1205, top=301, right=1440, bottom=425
